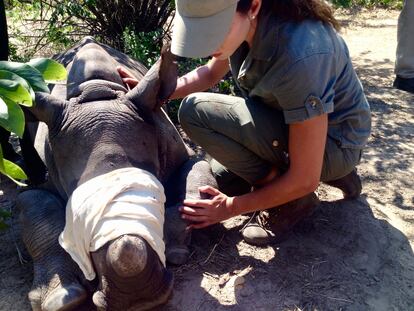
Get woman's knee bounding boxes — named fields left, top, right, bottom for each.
left=178, top=93, right=204, bottom=129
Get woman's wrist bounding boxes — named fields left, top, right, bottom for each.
left=229, top=191, right=260, bottom=217
left=226, top=196, right=238, bottom=218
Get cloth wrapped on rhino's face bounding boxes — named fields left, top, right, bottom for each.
left=32, top=42, right=178, bottom=195
left=23, top=40, right=186, bottom=311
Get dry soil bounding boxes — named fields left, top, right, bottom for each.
left=0, top=8, right=413, bottom=311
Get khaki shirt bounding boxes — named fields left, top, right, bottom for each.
left=229, top=13, right=371, bottom=149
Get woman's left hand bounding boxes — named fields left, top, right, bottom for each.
left=179, top=186, right=235, bottom=229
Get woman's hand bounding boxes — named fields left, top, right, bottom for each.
left=117, top=66, right=139, bottom=89
left=179, top=186, right=235, bottom=229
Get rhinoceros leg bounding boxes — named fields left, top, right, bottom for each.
left=164, top=159, right=218, bottom=265
left=17, top=189, right=88, bottom=311
left=90, top=235, right=173, bottom=311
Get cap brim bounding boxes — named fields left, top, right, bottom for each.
left=171, top=4, right=237, bottom=58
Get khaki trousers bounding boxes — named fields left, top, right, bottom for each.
left=178, top=92, right=362, bottom=195
left=396, top=0, right=414, bottom=78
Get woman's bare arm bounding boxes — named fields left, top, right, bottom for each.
left=231, top=113, right=328, bottom=215
left=118, top=57, right=229, bottom=100
left=170, top=57, right=230, bottom=100
left=180, top=114, right=328, bottom=228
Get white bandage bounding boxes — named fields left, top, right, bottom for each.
left=59, top=167, right=166, bottom=281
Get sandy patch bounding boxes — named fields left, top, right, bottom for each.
left=1, top=8, right=413, bottom=311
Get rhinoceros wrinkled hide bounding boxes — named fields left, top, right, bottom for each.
left=16, top=36, right=217, bottom=311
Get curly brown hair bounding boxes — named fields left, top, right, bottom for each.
left=237, top=0, right=340, bottom=31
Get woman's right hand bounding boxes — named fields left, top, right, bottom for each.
left=117, top=66, right=139, bottom=90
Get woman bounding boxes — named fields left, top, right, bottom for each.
left=119, top=0, right=371, bottom=246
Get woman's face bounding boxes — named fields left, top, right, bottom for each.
left=211, top=12, right=254, bottom=60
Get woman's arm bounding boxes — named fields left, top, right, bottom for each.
left=118, top=57, right=230, bottom=99
left=232, top=113, right=328, bottom=214
left=180, top=113, right=328, bottom=228
left=170, top=57, right=230, bottom=100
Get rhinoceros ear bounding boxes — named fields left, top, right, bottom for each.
left=157, top=44, right=178, bottom=102
left=28, top=92, right=68, bottom=126
left=126, top=44, right=177, bottom=110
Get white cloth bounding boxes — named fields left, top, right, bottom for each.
left=58, top=167, right=166, bottom=281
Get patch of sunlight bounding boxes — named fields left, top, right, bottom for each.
left=236, top=241, right=276, bottom=263
left=200, top=266, right=253, bottom=306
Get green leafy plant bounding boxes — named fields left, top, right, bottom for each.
left=123, top=28, right=165, bottom=67
left=7, top=0, right=175, bottom=60
left=0, top=57, right=66, bottom=185
left=0, top=57, right=66, bottom=229
left=166, top=58, right=240, bottom=123
left=45, top=0, right=175, bottom=50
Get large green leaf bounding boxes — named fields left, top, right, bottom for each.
left=0, top=97, right=25, bottom=137
left=0, top=136, right=27, bottom=186
left=0, top=79, right=33, bottom=107
left=0, top=61, right=50, bottom=93
left=0, top=97, right=8, bottom=120
left=3, top=159, right=27, bottom=179
left=0, top=145, right=27, bottom=187
left=0, top=69, right=35, bottom=101
left=28, top=58, right=67, bottom=82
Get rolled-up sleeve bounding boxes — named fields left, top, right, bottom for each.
left=272, top=53, right=336, bottom=124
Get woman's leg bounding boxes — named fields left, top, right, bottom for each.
left=179, top=93, right=316, bottom=245
left=179, top=92, right=289, bottom=186
left=394, top=0, right=414, bottom=93
left=242, top=138, right=365, bottom=246
left=178, top=93, right=362, bottom=245
left=321, top=138, right=363, bottom=199
left=209, top=159, right=252, bottom=197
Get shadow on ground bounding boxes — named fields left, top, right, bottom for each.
left=354, top=57, right=414, bottom=212
left=162, top=196, right=414, bottom=311
left=1, top=9, right=413, bottom=311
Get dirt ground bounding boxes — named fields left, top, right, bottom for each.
left=1, top=8, right=413, bottom=311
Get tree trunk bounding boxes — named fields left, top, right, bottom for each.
left=0, top=0, right=8, bottom=61
left=0, top=0, right=13, bottom=161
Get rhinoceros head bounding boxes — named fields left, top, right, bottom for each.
left=28, top=40, right=178, bottom=195
left=31, top=41, right=177, bottom=124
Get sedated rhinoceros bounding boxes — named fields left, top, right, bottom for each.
left=16, top=36, right=217, bottom=311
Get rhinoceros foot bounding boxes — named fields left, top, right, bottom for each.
left=43, top=286, right=86, bottom=311
left=165, top=204, right=191, bottom=265
left=28, top=260, right=88, bottom=311
left=166, top=245, right=191, bottom=266
left=91, top=235, right=173, bottom=311
left=17, top=189, right=89, bottom=311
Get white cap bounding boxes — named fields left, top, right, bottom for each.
left=171, top=0, right=239, bottom=58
